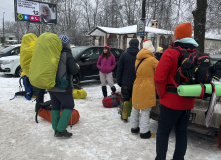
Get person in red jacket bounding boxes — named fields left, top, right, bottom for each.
left=154, top=22, right=199, bottom=160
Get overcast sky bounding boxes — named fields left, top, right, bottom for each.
left=0, top=0, right=15, bottom=27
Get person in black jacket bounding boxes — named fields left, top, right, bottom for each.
left=48, top=35, right=79, bottom=138
left=117, top=38, right=140, bottom=122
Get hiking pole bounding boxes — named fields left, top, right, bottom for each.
left=70, top=110, right=73, bottom=129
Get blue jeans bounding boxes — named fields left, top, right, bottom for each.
left=155, top=104, right=191, bottom=160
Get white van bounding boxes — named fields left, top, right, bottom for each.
left=0, top=54, right=21, bottom=77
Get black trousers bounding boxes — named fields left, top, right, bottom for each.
left=121, top=85, right=133, bottom=101
left=155, top=104, right=191, bottom=160
left=49, top=92, right=74, bottom=110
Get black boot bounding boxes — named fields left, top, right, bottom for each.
left=54, top=130, right=72, bottom=138
left=140, top=131, right=155, bottom=139
left=111, top=86, right=116, bottom=94
left=102, top=86, right=107, bottom=98
left=131, top=127, right=140, bottom=135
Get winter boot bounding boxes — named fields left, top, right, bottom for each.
left=131, top=127, right=140, bottom=135
left=56, top=109, right=73, bottom=137
left=121, top=101, right=130, bottom=122
left=111, top=86, right=116, bottom=94
left=54, top=130, right=72, bottom=138
left=51, top=110, right=61, bottom=131
left=140, top=131, right=155, bottom=139
left=102, top=86, right=107, bottom=98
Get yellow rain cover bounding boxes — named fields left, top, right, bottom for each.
left=20, top=33, right=38, bottom=77
left=29, top=32, right=62, bottom=89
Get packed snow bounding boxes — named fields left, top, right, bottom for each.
left=0, top=73, right=220, bottom=160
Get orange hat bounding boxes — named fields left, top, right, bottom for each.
left=174, top=22, right=193, bottom=39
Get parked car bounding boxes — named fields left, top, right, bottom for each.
left=0, top=44, right=21, bottom=58
left=71, top=46, right=124, bottom=85
left=0, top=54, right=21, bottom=77
left=150, top=55, right=221, bottom=137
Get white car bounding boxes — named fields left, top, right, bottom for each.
left=0, top=55, right=21, bottom=77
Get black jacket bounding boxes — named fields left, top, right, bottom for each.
left=117, top=46, right=139, bottom=87
left=49, top=47, right=79, bottom=94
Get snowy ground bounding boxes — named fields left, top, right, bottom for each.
left=0, top=73, right=221, bottom=160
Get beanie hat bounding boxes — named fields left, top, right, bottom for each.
left=157, top=47, right=163, bottom=52
left=143, top=39, right=155, bottom=53
left=104, top=46, right=111, bottom=51
left=129, top=38, right=139, bottom=47
left=174, top=22, right=193, bottom=39
left=59, top=35, right=70, bottom=45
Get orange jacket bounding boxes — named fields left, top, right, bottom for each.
left=132, top=48, right=158, bottom=109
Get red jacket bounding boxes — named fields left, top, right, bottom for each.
left=154, top=44, right=196, bottom=110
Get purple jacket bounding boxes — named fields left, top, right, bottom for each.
left=97, top=54, right=116, bottom=73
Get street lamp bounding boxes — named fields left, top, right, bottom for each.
left=3, top=12, right=5, bottom=45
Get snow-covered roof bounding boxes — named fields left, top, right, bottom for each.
left=88, top=25, right=173, bottom=36
left=205, top=31, right=221, bottom=41
left=88, top=25, right=221, bottom=41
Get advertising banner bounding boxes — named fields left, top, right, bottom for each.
left=15, top=0, right=57, bottom=24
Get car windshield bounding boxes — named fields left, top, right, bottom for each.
left=0, top=46, right=16, bottom=54
left=71, top=47, right=87, bottom=58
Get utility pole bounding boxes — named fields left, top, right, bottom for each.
left=3, top=12, right=5, bottom=46
left=141, top=0, right=146, bottom=42
left=137, top=0, right=146, bottom=49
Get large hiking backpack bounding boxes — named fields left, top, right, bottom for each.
left=29, top=32, right=62, bottom=89
left=35, top=100, right=80, bottom=126
left=10, top=74, right=38, bottom=100
left=175, top=47, right=212, bottom=84
left=102, top=93, right=121, bottom=108
left=20, top=33, right=38, bottom=77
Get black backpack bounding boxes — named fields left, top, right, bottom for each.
left=175, top=48, right=212, bottom=85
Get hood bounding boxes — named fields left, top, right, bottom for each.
left=175, top=38, right=199, bottom=47
left=127, top=46, right=139, bottom=56
left=0, top=55, right=20, bottom=61
left=136, top=48, right=154, bottom=60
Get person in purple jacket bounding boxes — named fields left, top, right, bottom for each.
left=97, top=46, right=116, bottom=98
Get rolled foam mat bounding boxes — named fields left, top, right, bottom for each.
left=177, top=84, right=221, bottom=97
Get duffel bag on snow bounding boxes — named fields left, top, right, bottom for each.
left=36, top=100, right=80, bottom=125
left=20, top=33, right=38, bottom=77
left=29, top=32, right=62, bottom=89
left=102, top=93, right=121, bottom=108
left=72, top=87, right=87, bottom=99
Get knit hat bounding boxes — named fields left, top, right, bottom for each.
left=157, top=47, right=163, bottom=52
left=129, top=38, right=139, bottom=47
left=142, top=39, right=155, bottom=53
left=174, top=22, right=193, bottom=39
left=59, top=35, right=70, bottom=44
left=104, top=46, right=111, bottom=51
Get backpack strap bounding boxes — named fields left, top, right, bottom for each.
left=136, top=58, right=146, bottom=72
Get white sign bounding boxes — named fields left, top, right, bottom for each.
left=17, top=0, right=39, bottom=16
left=15, top=0, right=57, bottom=24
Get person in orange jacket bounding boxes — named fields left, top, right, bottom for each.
left=131, top=39, right=158, bottom=139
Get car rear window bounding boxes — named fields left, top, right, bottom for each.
left=71, top=47, right=87, bottom=58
